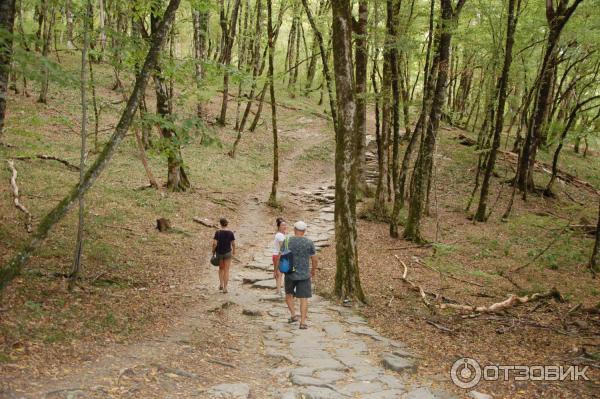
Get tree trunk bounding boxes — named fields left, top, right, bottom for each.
left=0, top=0, right=16, bottom=138
left=98, top=0, right=107, bottom=54
left=516, top=0, right=584, bottom=192
left=192, top=8, right=209, bottom=118
left=70, top=0, right=92, bottom=289
left=474, top=0, right=519, bottom=221
left=267, top=0, right=278, bottom=206
left=331, top=0, right=365, bottom=302
left=301, top=0, right=337, bottom=131
left=217, top=0, right=242, bottom=126
left=354, top=0, right=368, bottom=192
left=231, top=0, right=263, bottom=156
left=0, top=0, right=182, bottom=291
left=404, top=0, right=464, bottom=243
left=591, top=199, right=600, bottom=273
left=65, top=0, right=75, bottom=49
left=388, top=0, right=402, bottom=238
left=151, top=13, right=190, bottom=192
left=37, top=2, right=54, bottom=104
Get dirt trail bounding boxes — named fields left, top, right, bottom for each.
left=2, top=120, right=461, bottom=399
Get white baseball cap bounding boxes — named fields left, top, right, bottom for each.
left=294, top=221, right=307, bottom=231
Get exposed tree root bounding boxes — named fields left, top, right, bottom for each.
left=7, top=160, right=33, bottom=232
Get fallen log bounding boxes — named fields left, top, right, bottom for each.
left=7, top=160, right=33, bottom=232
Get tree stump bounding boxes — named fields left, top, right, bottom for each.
left=156, top=218, right=171, bottom=232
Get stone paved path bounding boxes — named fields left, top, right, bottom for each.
left=208, top=186, right=460, bottom=399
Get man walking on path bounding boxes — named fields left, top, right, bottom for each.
left=285, top=221, right=317, bottom=329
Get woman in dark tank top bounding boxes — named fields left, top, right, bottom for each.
left=212, top=218, right=236, bottom=293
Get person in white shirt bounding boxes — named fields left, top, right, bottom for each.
left=272, top=218, right=287, bottom=296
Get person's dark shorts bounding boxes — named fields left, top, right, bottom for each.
left=284, top=276, right=312, bottom=298
left=216, top=251, right=232, bottom=261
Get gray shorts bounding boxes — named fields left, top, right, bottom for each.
left=284, top=276, right=312, bottom=298
left=216, top=251, right=232, bottom=261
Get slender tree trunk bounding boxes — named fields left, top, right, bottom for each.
left=474, top=0, right=520, bottom=221
left=192, top=8, right=209, bottom=118
left=217, top=0, right=242, bottom=126
left=267, top=0, right=278, bottom=206
left=231, top=0, right=263, bottom=156
left=591, top=199, right=600, bottom=272
left=397, top=0, right=435, bottom=210
left=98, top=0, right=107, bottom=54
left=65, top=0, right=74, bottom=49
left=389, top=0, right=403, bottom=237
left=304, top=0, right=324, bottom=94
left=70, top=0, right=92, bottom=290
left=544, top=96, right=600, bottom=195
left=0, top=0, right=182, bottom=291
left=331, top=0, right=365, bottom=302
left=517, top=0, right=584, bottom=192
left=301, top=0, right=337, bottom=131
left=404, top=0, right=465, bottom=243
left=0, top=0, right=17, bottom=138
left=249, top=81, right=268, bottom=131
left=354, top=0, right=368, bottom=191
left=38, top=3, right=55, bottom=104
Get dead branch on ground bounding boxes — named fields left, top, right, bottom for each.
left=7, top=160, right=33, bottom=232
left=193, top=217, right=218, bottom=228
left=393, top=256, right=564, bottom=315
left=14, top=154, right=80, bottom=171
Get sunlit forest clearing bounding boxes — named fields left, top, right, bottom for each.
left=0, top=0, right=599, bottom=398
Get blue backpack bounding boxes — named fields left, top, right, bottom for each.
left=278, top=237, right=295, bottom=274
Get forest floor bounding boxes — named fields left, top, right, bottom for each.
left=1, top=54, right=599, bottom=398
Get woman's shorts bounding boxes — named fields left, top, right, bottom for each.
left=216, top=251, right=232, bottom=261
left=272, top=254, right=280, bottom=265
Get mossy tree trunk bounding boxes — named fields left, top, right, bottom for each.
left=331, top=0, right=365, bottom=303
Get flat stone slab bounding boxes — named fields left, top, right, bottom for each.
left=239, top=272, right=272, bottom=284
left=297, top=357, right=344, bottom=370
left=377, top=374, right=405, bottom=390
left=361, top=389, right=407, bottom=399
left=252, top=279, right=277, bottom=289
left=319, top=213, right=334, bottom=222
left=260, top=294, right=283, bottom=302
left=298, top=386, right=343, bottom=399
left=404, top=387, right=458, bottom=399
left=352, top=364, right=384, bottom=381
left=322, top=323, right=345, bottom=338
left=350, top=326, right=382, bottom=339
left=468, top=391, right=493, bottom=399
left=382, top=354, right=416, bottom=372
left=246, top=262, right=271, bottom=271
left=207, top=383, right=250, bottom=398
left=339, top=381, right=385, bottom=395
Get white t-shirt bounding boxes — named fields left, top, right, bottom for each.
left=273, top=232, right=285, bottom=255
